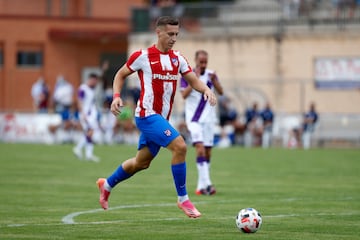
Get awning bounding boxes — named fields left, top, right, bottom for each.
left=48, top=29, right=128, bottom=42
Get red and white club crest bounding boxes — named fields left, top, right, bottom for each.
left=164, top=129, right=172, bottom=136
left=171, top=58, right=179, bottom=67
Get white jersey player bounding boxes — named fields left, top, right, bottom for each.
left=73, top=73, right=100, bottom=162
left=181, top=50, right=223, bottom=195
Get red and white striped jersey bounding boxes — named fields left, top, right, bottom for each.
left=126, top=45, right=192, bottom=119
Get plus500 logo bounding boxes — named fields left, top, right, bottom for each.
left=153, top=73, right=179, bottom=81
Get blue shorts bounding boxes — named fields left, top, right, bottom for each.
left=135, top=114, right=180, bottom=157
left=59, top=106, right=71, bottom=121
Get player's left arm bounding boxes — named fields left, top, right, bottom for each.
left=179, top=77, right=192, bottom=99
left=180, top=85, right=192, bottom=99
left=77, top=89, right=86, bottom=122
left=210, top=72, right=224, bottom=95
left=183, top=71, right=217, bottom=106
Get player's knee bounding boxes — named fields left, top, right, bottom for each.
left=86, top=129, right=94, bottom=137
left=176, top=142, right=187, bottom=157
left=138, top=161, right=151, bottom=170
left=173, top=138, right=187, bottom=155
left=195, top=144, right=205, bottom=156
left=196, top=148, right=205, bottom=157
left=134, top=160, right=151, bottom=171
left=196, top=150, right=205, bottom=157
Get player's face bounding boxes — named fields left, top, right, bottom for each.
left=195, top=53, right=208, bottom=74
left=157, top=24, right=179, bottom=52
left=310, top=103, right=315, bottom=111
left=88, top=77, right=98, bottom=88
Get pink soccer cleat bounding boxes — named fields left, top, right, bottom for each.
left=177, top=200, right=201, bottom=218
left=96, top=178, right=110, bottom=210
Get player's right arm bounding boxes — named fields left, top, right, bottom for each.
left=111, top=65, right=133, bottom=116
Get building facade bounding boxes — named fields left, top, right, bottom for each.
left=0, top=0, right=144, bottom=111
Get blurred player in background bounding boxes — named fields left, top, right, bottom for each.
left=31, top=77, right=49, bottom=113
left=100, top=99, right=118, bottom=145
left=96, top=16, right=217, bottom=218
left=302, top=102, right=318, bottom=149
left=180, top=50, right=223, bottom=195
left=260, top=102, right=274, bottom=148
left=52, top=75, right=74, bottom=143
left=73, top=73, right=100, bottom=162
left=244, top=102, right=262, bottom=147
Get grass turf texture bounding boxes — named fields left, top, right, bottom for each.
left=0, top=143, right=359, bottom=240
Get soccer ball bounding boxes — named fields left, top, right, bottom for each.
left=235, top=208, right=262, bottom=233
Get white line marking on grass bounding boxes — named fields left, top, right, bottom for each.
left=2, top=198, right=358, bottom=228
left=61, top=200, right=242, bottom=224
left=62, top=202, right=177, bottom=224
left=7, top=224, right=27, bottom=227
left=3, top=211, right=358, bottom=229
left=265, top=212, right=358, bottom=218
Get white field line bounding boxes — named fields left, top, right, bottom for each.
left=61, top=200, right=236, bottom=224
left=4, top=212, right=358, bottom=229
left=1, top=198, right=358, bottom=228
left=62, top=202, right=177, bottom=224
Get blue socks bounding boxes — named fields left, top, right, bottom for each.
left=107, top=165, right=132, bottom=188
left=106, top=162, right=188, bottom=199
left=171, top=162, right=187, bottom=197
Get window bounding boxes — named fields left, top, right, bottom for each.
left=17, top=51, right=43, bottom=67
left=17, top=43, right=43, bottom=68
left=46, top=0, right=52, bottom=16
left=85, top=0, right=92, bottom=17
left=61, top=0, right=68, bottom=16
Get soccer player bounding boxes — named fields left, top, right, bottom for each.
left=96, top=16, right=217, bottom=218
left=244, top=102, right=261, bottom=147
left=73, top=73, right=100, bottom=162
left=52, top=75, right=74, bottom=143
left=260, top=102, right=274, bottom=148
left=180, top=50, right=223, bottom=195
left=302, top=102, right=318, bottom=149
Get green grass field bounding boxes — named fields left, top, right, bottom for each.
left=0, top=143, right=359, bottom=240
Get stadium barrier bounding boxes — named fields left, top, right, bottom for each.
left=0, top=113, right=61, bottom=144
left=1, top=112, right=359, bottom=148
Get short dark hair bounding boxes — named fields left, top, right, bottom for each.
left=88, top=73, right=99, bottom=79
left=156, top=16, right=179, bottom=27
left=195, top=50, right=208, bottom=58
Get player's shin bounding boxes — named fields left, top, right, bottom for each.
left=171, top=162, right=189, bottom=203
left=196, top=156, right=207, bottom=190
left=107, top=164, right=132, bottom=189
